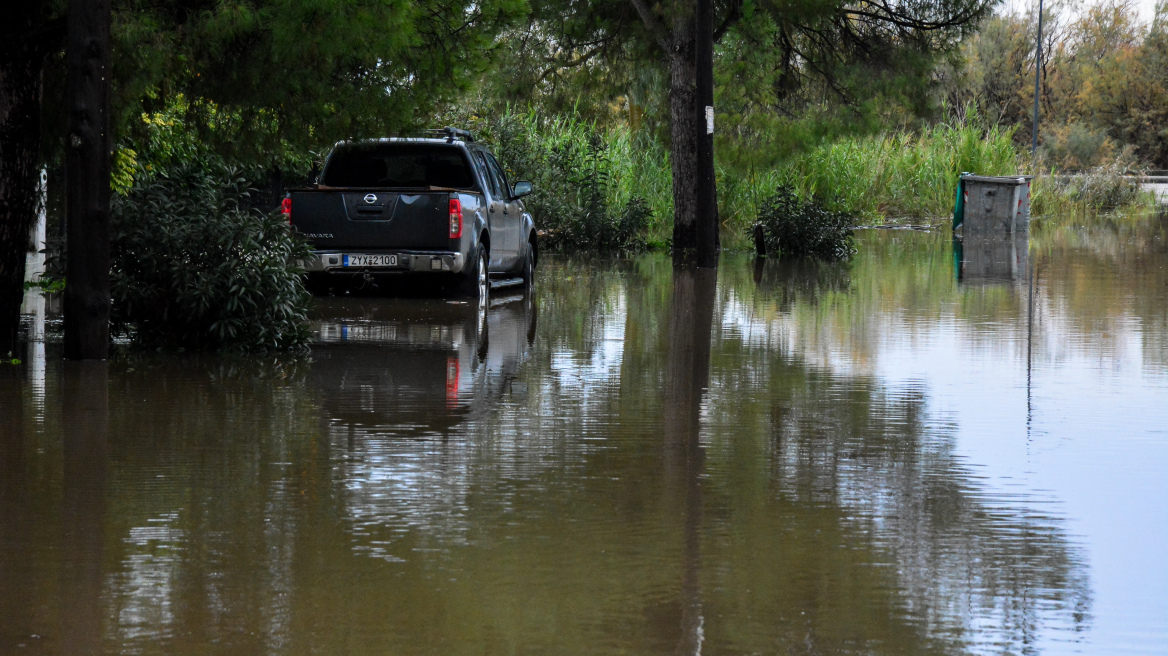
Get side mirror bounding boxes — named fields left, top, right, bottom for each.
left=512, top=181, right=533, bottom=198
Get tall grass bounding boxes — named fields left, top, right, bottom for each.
left=468, top=108, right=1154, bottom=251
left=469, top=109, right=668, bottom=251
left=780, top=120, right=1018, bottom=218
left=1029, top=162, right=1154, bottom=219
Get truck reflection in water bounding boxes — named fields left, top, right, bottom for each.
left=309, top=294, right=536, bottom=433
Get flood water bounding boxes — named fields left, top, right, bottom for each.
left=2, top=223, right=1167, bottom=655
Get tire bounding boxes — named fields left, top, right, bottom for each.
left=456, top=247, right=488, bottom=303
left=304, top=274, right=331, bottom=296
left=520, top=242, right=535, bottom=289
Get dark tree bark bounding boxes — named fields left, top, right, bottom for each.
left=0, top=4, right=58, bottom=354
left=666, top=15, right=699, bottom=252
left=631, top=0, right=719, bottom=262
left=64, top=0, right=112, bottom=360
left=693, top=0, right=718, bottom=267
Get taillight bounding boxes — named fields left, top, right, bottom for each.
left=448, top=198, right=462, bottom=238
left=445, top=357, right=460, bottom=408
left=281, top=196, right=292, bottom=222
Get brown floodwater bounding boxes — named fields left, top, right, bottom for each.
left=2, top=223, right=1166, bottom=655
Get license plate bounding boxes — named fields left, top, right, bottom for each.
left=343, top=254, right=398, bottom=268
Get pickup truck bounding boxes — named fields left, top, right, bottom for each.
left=286, top=128, right=536, bottom=301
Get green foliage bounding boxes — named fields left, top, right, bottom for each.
left=111, top=147, right=138, bottom=195
left=755, top=187, right=855, bottom=259
left=779, top=112, right=1020, bottom=219
left=23, top=275, right=65, bottom=294
left=469, top=109, right=656, bottom=252
left=110, top=155, right=312, bottom=351
left=93, top=0, right=528, bottom=166
left=457, top=104, right=1148, bottom=253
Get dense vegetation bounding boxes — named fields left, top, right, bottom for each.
left=5, top=0, right=1166, bottom=351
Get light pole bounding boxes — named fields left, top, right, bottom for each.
left=1031, top=0, right=1044, bottom=156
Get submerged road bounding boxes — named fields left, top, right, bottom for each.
left=4, top=229, right=1168, bottom=656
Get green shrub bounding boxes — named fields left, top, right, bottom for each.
left=466, top=109, right=658, bottom=252
left=110, top=156, right=312, bottom=351
left=754, top=187, right=855, bottom=259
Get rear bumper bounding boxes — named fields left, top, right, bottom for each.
left=306, top=250, right=466, bottom=274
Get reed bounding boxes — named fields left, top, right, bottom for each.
left=474, top=108, right=1154, bottom=251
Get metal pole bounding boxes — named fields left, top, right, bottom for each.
left=1031, top=0, right=1044, bottom=156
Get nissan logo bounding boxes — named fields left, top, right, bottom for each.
left=363, top=193, right=378, bottom=204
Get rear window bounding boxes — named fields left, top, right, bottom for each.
left=322, top=143, right=477, bottom=189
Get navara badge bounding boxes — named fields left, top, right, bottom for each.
left=364, top=193, right=378, bottom=204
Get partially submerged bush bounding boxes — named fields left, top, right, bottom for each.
left=1030, top=161, right=1149, bottom=216
left=754, top=187, right=855, bottom=259
left=111, top=157, right=312, bottom=351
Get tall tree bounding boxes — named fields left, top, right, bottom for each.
left=633, top=0, right=994, bottom=253
left=492, top=0, right=995, bottom=253
left=64, top=0, right=113, bottom=359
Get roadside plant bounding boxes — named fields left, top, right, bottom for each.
left=754, top=187, right=855, bottom=259
left=110, top=155, right=312, bottom=351
left=468, top=109, right=654, bottom=252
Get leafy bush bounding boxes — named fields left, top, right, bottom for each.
left=754, top=187, right=855, bottom=259
left=111, top=156, right=312, bottom=351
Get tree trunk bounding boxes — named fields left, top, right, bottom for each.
left=64, top=0, right=112, bottom=360
left=668, top=17, right=699, bottom=252
left=629, top=0, right=720, bottom=259
left=693, top=0, right=718, bottom=267
left=0, top=42, right=46, bottom=354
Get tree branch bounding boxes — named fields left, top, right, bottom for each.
left=841, top=0, right=986, bottom=33
left=713, top=0, right=742, bottom=43
left=628, top=0, right=671, bottom=52
left=536, top=44, right=608, bottom=85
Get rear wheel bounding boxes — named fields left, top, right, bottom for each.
left=455, top=248, right=488, bottom=303
left=304, top=274, right=331, bottom=296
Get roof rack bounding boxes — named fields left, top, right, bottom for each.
left=423, top=126, right=475, bottom=143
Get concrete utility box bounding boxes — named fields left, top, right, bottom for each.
left=955, top=174, right=1032, bottom=235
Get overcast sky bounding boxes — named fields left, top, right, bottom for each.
left=1002, top=0, right=1162, bottom=23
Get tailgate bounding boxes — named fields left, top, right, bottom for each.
left=291, top=190, right=450, bottom=250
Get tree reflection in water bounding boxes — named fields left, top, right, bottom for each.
left=60, top=362, right=108, bottom=656
left=662, top=265, right=716, bottom=656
